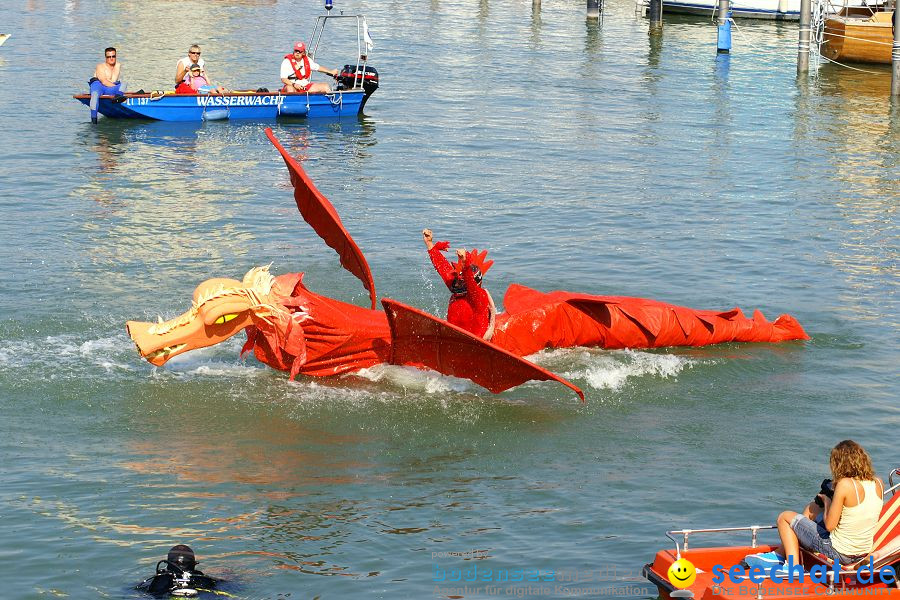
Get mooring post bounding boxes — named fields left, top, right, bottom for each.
left=587, top=0, right=600, bottom=18
left=892, top=7, right=900, bottom=96
left=716, top=0, right=732, bottom=53
left=533, top=0, right=541, bottom=8
left=649, top=0, right=663, bottom=32
left=797, top=0, right=811, bottom=74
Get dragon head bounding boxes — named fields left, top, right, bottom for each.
left=126, top=266, right=293, bottom=366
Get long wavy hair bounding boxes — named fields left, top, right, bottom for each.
left=830, top=440, right=876, bottom=481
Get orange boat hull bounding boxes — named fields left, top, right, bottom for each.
left=645, top=545, right=900, bottom=599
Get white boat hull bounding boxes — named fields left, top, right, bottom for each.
left=642, top=0, right=877, bottom=20
left=662, top=0, right=798, bottom=19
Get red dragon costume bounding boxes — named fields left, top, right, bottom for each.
left=427, top=242, right=494, bottom=339
left=126, top=129, right=809, bottom=402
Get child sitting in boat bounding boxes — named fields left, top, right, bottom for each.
left=188, top=63, right=226, bottom=94
left=749, top=440, right=884, bottom=575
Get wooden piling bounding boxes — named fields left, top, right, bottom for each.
left=649, top=0, right=663, bottom=32
left=797, top=0, right=811, bottom=74
left=587, top=0, right=600, bottom=18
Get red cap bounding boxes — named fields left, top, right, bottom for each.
left=293, top=41, right=306, bottom=53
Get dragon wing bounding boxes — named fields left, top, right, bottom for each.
left=265, top=128, right=377, bottom=309
left=382, top=299, right=584, bottom=402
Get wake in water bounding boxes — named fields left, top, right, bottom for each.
left=349, top=348, right=707, bottom=397
left=531, top=347, right=707, bottom=392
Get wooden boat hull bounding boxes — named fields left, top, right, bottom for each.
left=74, top=89, right=367, bottom=122
left=822, top=11, right=894, bottom=64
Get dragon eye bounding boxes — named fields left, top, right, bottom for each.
left=214, top=313, right=240, bottom=325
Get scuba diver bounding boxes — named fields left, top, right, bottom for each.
left=422, top=228, right=496, bottom=340
left=136, top=544, right=219, bottom=598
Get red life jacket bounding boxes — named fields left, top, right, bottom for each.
left=284, top=53, right=311, bottom=81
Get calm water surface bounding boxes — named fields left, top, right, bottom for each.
left=0, top=1, right=897, bottom=598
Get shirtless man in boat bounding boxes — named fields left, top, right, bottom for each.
left=280, top=41, right=338, bottom=93
left=88, top=47, right=126, bottom=123
left=423, top=228, right=496, bottom=340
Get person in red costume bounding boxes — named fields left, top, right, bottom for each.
left=423, top=228, right=496, bottom=340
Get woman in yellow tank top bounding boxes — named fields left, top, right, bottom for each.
left=752, top=441, right=884, bottom=574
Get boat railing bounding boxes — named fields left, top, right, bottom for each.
left=666, top=525, right=777, bottom=556
left=309, top=13, right=371, bottom=91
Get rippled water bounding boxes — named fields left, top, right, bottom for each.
left=0, top=0, right=897, bottom=598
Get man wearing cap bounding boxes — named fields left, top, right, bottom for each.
left=280, top=41, right=338, bottom=93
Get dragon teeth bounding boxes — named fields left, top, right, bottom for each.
left=144, top=344, right=186, bottom=360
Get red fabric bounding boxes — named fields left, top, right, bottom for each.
left=265, top=129, right=377, bottom=309
left=284, top=53, right=311, bottom=81
left=427, top=243, right=455, bottom=286
left=491, top=284, right=810, bottom=357
left=175, top=82, right=194, bottom=94
left=234, top=275, right=805, bottom=398
left=281, top=83, right=311, bottom=92
left=382, top=299, right=583, bottom=401
left=245, top=274, right=390, bottom=378
left=427, top=246, right=491, bottom=338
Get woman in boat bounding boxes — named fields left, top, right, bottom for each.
left=756, top=440, right=883, bottom=574
left=422, top=228, right=496, bottom=340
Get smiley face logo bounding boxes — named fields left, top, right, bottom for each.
left=667, top=558, right=697, bottom=589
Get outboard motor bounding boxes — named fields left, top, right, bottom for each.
left=336, top=64, right=379, bottom=108
left=137, top=545, right=218, bottom=598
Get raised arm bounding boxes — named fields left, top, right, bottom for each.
left=424, top=229, right=455, bottom=287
